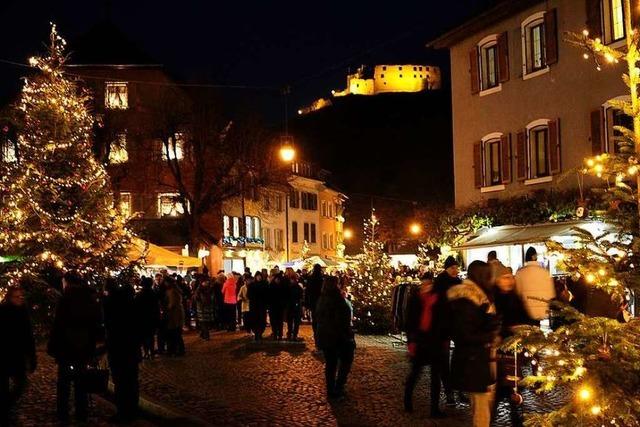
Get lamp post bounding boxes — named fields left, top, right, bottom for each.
left=279, top=139, right=295, bottom=262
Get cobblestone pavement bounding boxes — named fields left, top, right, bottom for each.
left=136, top=325, right=566, bottom=427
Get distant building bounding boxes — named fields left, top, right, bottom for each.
left=299, top=64, right=441, bottom=114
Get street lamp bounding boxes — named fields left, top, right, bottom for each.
left=343, top=228, right=354, bottom=240
left=409, top=223, right=422, bottom=236
left=280, top=143, right=296, bottom=163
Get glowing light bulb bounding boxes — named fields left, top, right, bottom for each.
left=598, top=268, right=606, bottom=276
left=590, top=405, right=601, bottom=416
left=586, top=273, right=596, bottom=283
left=587, top=159, right=595, bottom=167
left=578, top=386, right=592, bottom=401
left=583, top=29, right=589, bottom=36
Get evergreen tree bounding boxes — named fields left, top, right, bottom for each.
left=0, top=24, right=130, bottom=292
left=350, top=211, right=392, bottom=334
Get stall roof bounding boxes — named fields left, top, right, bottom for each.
left=127, top=237, right=201, bottom=268
left=455, top=221, right=613, bottom=250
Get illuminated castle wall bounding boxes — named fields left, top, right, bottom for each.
left=300, top=64, right=441, bottom=114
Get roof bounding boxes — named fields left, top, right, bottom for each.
left=456, top=220, right=614, bottom=250
left=427, top=0, right=544, bottom=49
left=69, top=20, right=157, bottom=65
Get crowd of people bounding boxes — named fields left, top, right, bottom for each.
left=0, top=263, right=356, bottom=425
left=4, top=246, right=625, bottom=426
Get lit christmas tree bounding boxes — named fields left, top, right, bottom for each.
left=503, top=2, right=640, bottom=424
left=350, top=210, right=392, bottom=334
left=0, top=24, right=130, bottom=290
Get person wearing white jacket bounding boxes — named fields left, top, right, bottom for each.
left=514, top=247, right=556, bottom=322
left=237, top=283, right=251, bottom=332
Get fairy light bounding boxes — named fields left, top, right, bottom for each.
left=578, top=386, right=592, bottom=401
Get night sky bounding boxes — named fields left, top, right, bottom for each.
left=0, top=0, right=496, bottom=204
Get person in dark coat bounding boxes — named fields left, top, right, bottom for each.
left=47, top=271, right=102, bottom=422
left=104, top=279, right=141, bottom=423
left=447, top=261, right=500, bottom=427
left=194, top=277, right=216, bottom=340
left=165, top=278, right=185, bottom=356
left=268, top=272, right=289, bottom=340
left=404, top=272, right=448, bottom=418
left=305, top=264, right=324, bottom=345
left=433, top=256, right=462, bottom=405
left=248, top=272, right=269, bottom=341
left=315, top=276, right=355, bottom=399
left=0, top=285, right=36, bottom=426
left=285, top=269, right=304, bottom=341
left=134, top=277, right=160, bottom=359
left=153, top=273, right=168, bottom=354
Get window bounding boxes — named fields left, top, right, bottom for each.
left=275, top=194, right=284, bottom=212
left=162, top=133, right=184, bottom=160
left=157, top=193, right=187, bottom=217
left=481, top=42, right=498, bottom=90
left=105, top=82, right=128, bottom=109
left=223, top=215, right=231, bottom=237
left=1, top=140, right=17, bottom=163
left=119, top=193, right=131, bottom=217
left=275, top=229, right=284, bottom=250
left=330, top=234, right=334, bottom=249
left=381, top=74, right=385, bottom=78
left=310, top=223, right=317, bottom=244
left=301, top=192, right=318, bottom=210
left=485, top=139, right=502, bottom=186
left=245, top=217, right=253, bottom=238
left=292, top=221, right=299, bottom=243
left=322, top=233, right=328, bottom=250
left=522, top=12, right=551, bottom=76
left=253, top=218, right=261, bottom=239
left=303, top=223, right=310, bottom=242
left=290, top=190, right=300, bottom=208
left=109, top=132, right=128, bottom=164
left=529, top=126, right=550, bottom=178
left=263, top=227, right=271, bottom=249
left=232, top=217, right=240, bottom=237
left=605, top=103, right=633, bottom=153
left=321, top=201, right=328, bottom=217
left=263, top=193, right=271, bottom=211
left=603, top=0, right=625, bottom=44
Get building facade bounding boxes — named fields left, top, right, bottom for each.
left=220, top=162, right=347, bottom=272
left=430, top=0, right=632, bottom=208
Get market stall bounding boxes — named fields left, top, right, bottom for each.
left=127, top=237, right=202, bottom=272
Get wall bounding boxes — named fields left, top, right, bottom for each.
left=373, top=64, right=435, bottom=93
left=449, top=0, right=626, bottom=207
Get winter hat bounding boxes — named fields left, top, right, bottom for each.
left=420, top=271, right=434, bottom=282
left=444, top=256, right=459, bottom=270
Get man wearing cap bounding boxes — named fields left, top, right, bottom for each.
left=432, top=255, right=463, bottom=406
left=514, top=247, right=555, bottom=323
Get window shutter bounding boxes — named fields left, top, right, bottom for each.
left=544, top=8, right=559, bottom=65
left=501, top=134, right=512, bottom=184
left=473, top=141, right=483, bottom=188
left=633, top=2, right=640, bottom=28
left=469, top=47, right=480, bottom=94
left=497, top=31, right=510, bottom=82
left=590, top=109, right=604, bottom=155
left=516, top=130, right=527, bottom=181
left=549, top=118, right=561, bottom=174
left=585, top=0, right=602, bottom=39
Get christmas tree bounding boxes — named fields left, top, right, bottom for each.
left=503, top=2, right=640, bottom=424
left=350, top=211, right=392, bottom=334
left=0, top=24, right=130, bottom=291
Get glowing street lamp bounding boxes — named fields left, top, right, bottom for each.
left=279, top=141, right=296, bottom=163
left=343, top=228, right=354, bottom=240
left=409, top=223, right=422, bottom=236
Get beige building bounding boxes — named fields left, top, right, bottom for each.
left=219, top=162, right=346, bottom=272
left=429, top=0, right=630, bottom=208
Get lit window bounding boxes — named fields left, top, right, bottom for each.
left=162, top=133, right=184, bottom=160
left=253, top=217, right=261, bottom=239
left=1, top=140, right=17, bottom=163
left=223, top=215, right=231, bottom=237
left=529, top=126, right=550, bottom=178
left=105, top=82, right=128, bottom=110
left=245, top=216, right=253, bottom=238
left=119, top=192, right=131, bottom=217
left=603, top=0, right=626, bottom=44
left=522, top=14, right=547, bottom=75
left=157, top=193, right=187, bottom=217
left=109, top=132, right=128, bottom=164
left=483, top=139, right=502, bottom=186
left=480, top=42, right=498, bottom=90
left=233, top=217, right=240, bottom=237
left=605, top=104, right=633, bottom=153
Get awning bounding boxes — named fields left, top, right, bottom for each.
left=127, top=237, right=202, bottom=268
left=455, top=220, right=613, bottom=250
